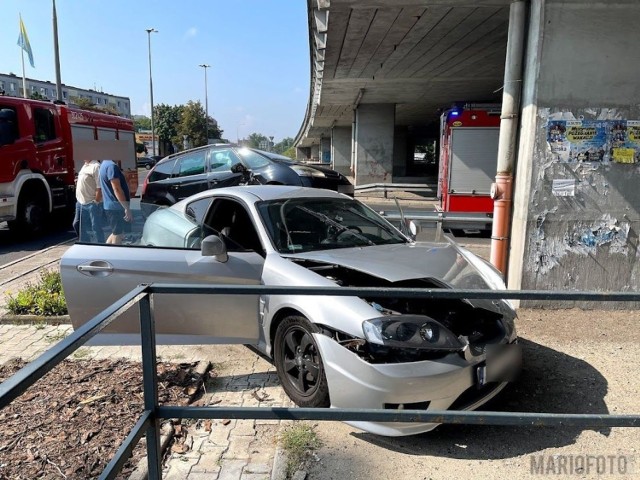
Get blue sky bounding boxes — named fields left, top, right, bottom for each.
left=1, top=0, right=310, bottom=142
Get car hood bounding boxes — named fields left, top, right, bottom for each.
left=284, top=242, right=488, bottom=286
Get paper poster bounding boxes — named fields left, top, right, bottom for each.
left=547, top=118, right=640, bottom=164
left=552, top=178, right=576, bottom=197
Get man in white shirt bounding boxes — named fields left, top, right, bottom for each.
left=72, top=159, right=105, bottom=243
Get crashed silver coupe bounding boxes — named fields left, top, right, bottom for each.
left=61, top=186, right=520, bottom=436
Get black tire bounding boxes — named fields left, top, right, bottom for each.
left=8, top=192, right=49, bottom=236
left=145, top=163, right=152, bottom=170
left=273, top=315, right=330, bottom=408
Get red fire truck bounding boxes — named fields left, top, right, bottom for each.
left=0, top=96, right=138, bottom=234
left=437, top=104, right=500, bottom=231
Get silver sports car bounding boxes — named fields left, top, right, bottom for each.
left=61, top=186, right=520, bottom=436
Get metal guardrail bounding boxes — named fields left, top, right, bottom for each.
left=2, top=284, right=640, bottom=480
left=380, top=210, right=493, bottom=239
left=355, top=182, right=437, bottom=198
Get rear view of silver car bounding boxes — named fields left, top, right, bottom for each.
left=61, top=186, right=520, bottom=436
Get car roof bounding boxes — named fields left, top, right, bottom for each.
left=174, top=185, right=349, bottom=208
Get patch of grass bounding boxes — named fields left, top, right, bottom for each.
left=279, top=422, right=321, bottom=478
left=72, top=348, right=90, bottom=359
left=45, top=330, right=69, bottom=344
left=5, top=269, right=67, bottom=316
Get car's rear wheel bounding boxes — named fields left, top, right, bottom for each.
left=274, top=315, right=330, bottom=408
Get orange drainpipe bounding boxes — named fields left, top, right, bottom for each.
left=490, top=173, right=513, bottom=274
left=489, top=0, right=526, bottom=278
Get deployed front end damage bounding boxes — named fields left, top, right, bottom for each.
left=289, top=255, right=521, bottom=436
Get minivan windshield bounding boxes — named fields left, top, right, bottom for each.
left=257, top=197, right=407, bottom=253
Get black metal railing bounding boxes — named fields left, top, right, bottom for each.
left=1, top=284, right=640, bottom=480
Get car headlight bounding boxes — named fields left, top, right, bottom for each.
left=362, top=315, right=464, bottom=351
left=291, top=165, right=326, bottom=178
left=454, top=245, right=516, bottom=311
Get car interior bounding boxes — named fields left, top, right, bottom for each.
left=203, top=199, right=264, bottom=255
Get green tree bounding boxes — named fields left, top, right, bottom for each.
left=274, top=137, right=294, bottom=154
left=282, top=146, right=297, bottom=159
left=246, top=132, right=269, bottom=149
left=29, top=91, right=45, bottom=100
left=71, top=96, right=95, bottom=110
left=133, top=115, right=152, bottom=131
left=154, top=103, right=182, bottom=149
left=178, top=101, right=208, bottom=147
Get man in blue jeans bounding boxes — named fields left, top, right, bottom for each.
left=73, top=159, right=105, bottom=243
left=99, top=159, right=131, bottom=244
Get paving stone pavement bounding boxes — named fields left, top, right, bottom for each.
left=0, top=245, right=292, bottom=480
left=0, top=324, right=292, bottom=480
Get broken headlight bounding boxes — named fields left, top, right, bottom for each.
left=362, top=315, right=464, bottom=351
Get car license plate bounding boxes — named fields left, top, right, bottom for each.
left=476, top=343, right=521, bottom=386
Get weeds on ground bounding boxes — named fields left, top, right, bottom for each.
left=73, top=348, right=90, bottom=359
left=45, top=330, right=69, bottom=344
left=279, top=422, right=321, bottom=478
left=5, top=269, right=67, bottom=316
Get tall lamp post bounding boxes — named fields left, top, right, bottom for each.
left=199, top=64, right=211, bottom=144
left=146, top=28, right=158, bottom=156
left=236, top=123, right=245, bottom=146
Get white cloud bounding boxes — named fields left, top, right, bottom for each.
left=183, top=27, right=198, bottom=40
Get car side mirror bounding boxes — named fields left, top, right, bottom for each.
left=201, top=235, right=228, bottom=263
left=231, top=162, right=248, bottom=174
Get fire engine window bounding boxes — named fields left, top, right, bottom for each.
left=0, top=107, right=19, bottom=146
left=33, top=108, right=56, bottom=143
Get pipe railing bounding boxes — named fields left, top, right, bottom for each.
left=1, top=284, right=640, bottom=480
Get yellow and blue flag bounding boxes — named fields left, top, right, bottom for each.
left=17, top=15, right=35, bottom=68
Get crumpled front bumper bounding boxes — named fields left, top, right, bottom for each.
left=313, top=334, right=520, bottom=436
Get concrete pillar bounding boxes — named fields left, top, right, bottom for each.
left=331, top=126, right=351, bottom=177
left=310, top=144, right=320, bottom=162
left=354, top=104, right=395, bottom=185
left=320, top=136, right=331, bottom=164
left=393, top=126, right=408, bottom=177
left=296, top=146, right=310, bottom=161
left=509, top=0, right=640, bottom=308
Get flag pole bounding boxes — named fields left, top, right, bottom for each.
left=20, top=47, right=27, bottom=99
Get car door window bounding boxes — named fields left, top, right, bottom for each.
left=204, top=199, right=263, bottom=254
left=185, top=197, right=214, bottom=224
left=176, top=151, right=206, bottom=177
left=208, top=148, right=239, bottom=172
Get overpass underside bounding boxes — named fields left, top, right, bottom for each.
left=295, top=0, right=640, bottom=306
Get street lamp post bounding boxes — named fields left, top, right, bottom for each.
left=236, top=123, right=245, bottom=146
left=146, top=28, right=158, bottom=156
left=199, top=64, right=211, bottom=144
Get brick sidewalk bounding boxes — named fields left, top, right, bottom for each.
left=0, top=244, right=291, bottom=480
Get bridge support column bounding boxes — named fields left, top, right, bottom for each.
left=354, top=104, right=395, bottom=185
left=331, top=126, right=351, bottom=177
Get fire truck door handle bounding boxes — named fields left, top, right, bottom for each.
left=54, top=156, right=65, bottom=166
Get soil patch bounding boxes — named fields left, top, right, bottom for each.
left=0, top=358, right=206, bottom=479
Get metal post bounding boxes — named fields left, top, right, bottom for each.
left=199, top=64, right=211, bottom=144
left=146, top=28, right=158, bottom=156
left=52, top=0, right=62, bottom=102
left=139, top=292, right=161, bottom=479
left=490, top=0, right=526, bottom=275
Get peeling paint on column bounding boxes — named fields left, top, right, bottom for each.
left=565, top=214, right=630, bottom=255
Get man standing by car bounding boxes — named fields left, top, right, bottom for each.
left=99, top=159, right=132, bottom=245
left=73, top=158, right=105, bottom=243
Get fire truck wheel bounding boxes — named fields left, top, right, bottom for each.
left=8, top=193, right=49, bottom=236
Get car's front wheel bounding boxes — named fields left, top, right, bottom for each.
left=274, top=315, right=330, bottom=408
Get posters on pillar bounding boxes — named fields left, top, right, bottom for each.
left=547, top=118, right=640, bottom=164
left=610, top=120, right=640, bottom=164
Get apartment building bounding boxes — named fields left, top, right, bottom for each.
left=0, top=72, right=131, bottom=117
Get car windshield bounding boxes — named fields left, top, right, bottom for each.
left=257, top=197, right=407, bottom=253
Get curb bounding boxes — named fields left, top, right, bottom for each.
left=0, top=314, right=71, bottom=325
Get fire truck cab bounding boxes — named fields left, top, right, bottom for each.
left=437, top=104, right=500, bottom=232
left=0, top=97, right=137, bottom=235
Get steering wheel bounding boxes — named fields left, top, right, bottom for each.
left=335, top=226, right=363, bottom=242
